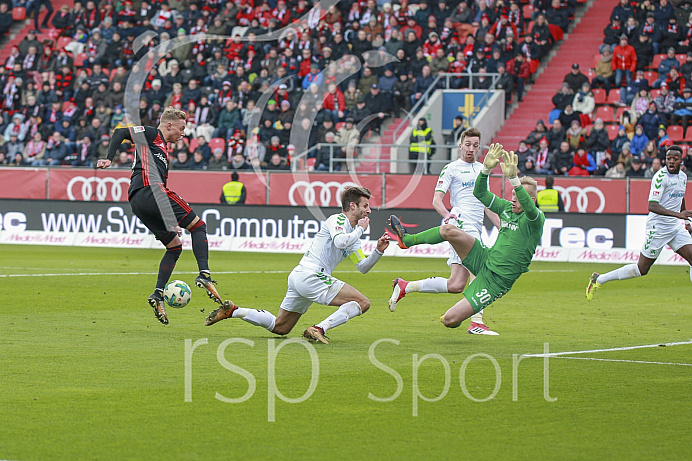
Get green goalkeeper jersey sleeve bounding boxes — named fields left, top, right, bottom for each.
left=473, top=173, right=546, bottom=280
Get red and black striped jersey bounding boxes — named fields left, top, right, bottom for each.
left=108, top=126, right=169, bottom=197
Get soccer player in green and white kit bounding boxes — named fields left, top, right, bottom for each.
left=204, top=186, right=390, bottom=344
left=586, top=146, right=692, bottom=299
left=389, top=145, right=545, bottom=327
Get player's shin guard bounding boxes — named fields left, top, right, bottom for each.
left=156, top=245, right=182, bottom=291
left=189, top=220, right=210, bottom=273
left=317, top=301, right=362, bottom=332
left=234, top=308, right=276, bottom=331
left=597, top=263, right=642, bottom=284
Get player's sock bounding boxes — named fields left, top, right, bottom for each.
left=189, top=220, right=210, bottom=273
left=470, top=310, right=484, bottom=324
left=689, top=267, right=692, bottom=283
left=156, top=244, right=182, bottom=291
left=407, top=277, right=449, bottom=293
left=232, top=307, right=276, bottom=331
left=597, top=264, right=641, bottom=284
left=317, top=301, right=362, bottom=332
left=405, top=227, right=444, bottom=247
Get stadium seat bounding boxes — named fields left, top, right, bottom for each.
left=651, top=54, right=666, bottom=70
left=606, top=124, right=619, bottom=140
left=209, top=137, right=226, bottom=152
left=306, top=158, right=316, bottom=171
left=12, top=7, right=26, bottom=20
left=684, top=129, right=692, bottom=143
left=456, top=23, right=476, bottom=40
left=522, top=4, right=533, bottom=20
left=595, top=105, right=614, bottom=123
left=667, top=125, right=684, bottom=142
left=592, top=88, right=606, bottom=104
left=606, top=89, right=621, bottom=105
left=615, top=106, right=628, bottom=121
left=643, top=71, right=657, bottom=86
left=676, top=54, right=686, bottom=66
left=591, top=54, right=601, bottom=69
left=188, top=137, right=199, bottom=153
left=335, top=122, right=345, bottom=131
left=650, top=89, right=661, bottom=98
left=74, top=52, right=88, bottom=67
left=57, top=37, right=72, bottom=50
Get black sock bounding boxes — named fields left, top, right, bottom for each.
left=156, top=245, right=182, bottom=291
left=189, top=220, right=210, bottom=274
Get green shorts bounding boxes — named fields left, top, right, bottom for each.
left=461, top=240, right=515, bottom=314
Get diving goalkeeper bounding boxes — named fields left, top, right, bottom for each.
left=389, top=144, right=546, bottom=328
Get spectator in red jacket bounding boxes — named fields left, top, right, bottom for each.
left=322, top=82, right=346, bottom=124
left=507, top=52, right=531, bottom=102
left=612, top=34, right=637, bottom=89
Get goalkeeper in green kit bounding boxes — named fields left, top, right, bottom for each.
left=389, top=144, right=546, bottom=328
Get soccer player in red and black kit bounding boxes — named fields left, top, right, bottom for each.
left=97, top=107, right=225, bottom=325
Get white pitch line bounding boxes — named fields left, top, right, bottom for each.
left=549, top=356, right=692, bottom=367
left=524, top=339, right=692, bottom=358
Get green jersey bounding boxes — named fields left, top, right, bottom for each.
left=472, top=173, right=545, bottom=280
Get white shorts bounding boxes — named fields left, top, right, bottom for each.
left=279, top=267, right=345, bottom=315
left=447, top=216, right=481, bottom=268
left=640, top=224, right=692, bottom=259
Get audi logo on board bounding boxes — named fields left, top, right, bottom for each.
left=288, top=181, right=359, bottom=207
left=67, top=176, right=130, bottom=201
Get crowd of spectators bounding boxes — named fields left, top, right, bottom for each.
left=525, top=0, right=692, bottom=179
left=0, top=0, right=578, bottom=171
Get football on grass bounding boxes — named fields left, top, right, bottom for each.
left=164, top=280, right=191, bottom=308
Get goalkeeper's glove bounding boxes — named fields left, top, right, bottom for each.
left=482, top=143, right=503, bottom=174
left=501, top=150, right=519, bottom=184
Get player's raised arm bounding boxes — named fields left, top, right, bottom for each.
left=501, top=150, right=540, bottom=221
left=97, top=127, right=133, bottom=169
left=473, top=143, right=503, bottom=208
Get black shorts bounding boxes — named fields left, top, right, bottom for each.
left=129, top=184, right=197, bottom=245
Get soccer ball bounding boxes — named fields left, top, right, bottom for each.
left=164, top=280, right=192, bottom=308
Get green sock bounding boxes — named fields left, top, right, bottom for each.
left=404, top=227, right=443, bottom=246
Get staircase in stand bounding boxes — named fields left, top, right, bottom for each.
left=493, top=0, right=617, bottom=150
left=355, top=117, right=403, bottom=173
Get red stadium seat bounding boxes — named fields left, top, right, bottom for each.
left=57, top=37, right=72, bottom=50
left=684, top=129, right=692, bottom=143
left=591, top=54, right=601, bottom=69
left=188, top=137, right=199, bottom=153
left=615, top=106, right=628, bottom=121
left=522, top=4, right=534, bottom=20
left=592, top=88, right=606, bottom=104
left=667, top=125, right=684, bottom=142
left=595, top=105, right=614, bottom=123
left=335, top=122, right=345, bottom=131
left=12, top=7, right=26, bottom=20
left=676, top=54, right=686, bottom=66
left=306, top=158, right=316, bottom=171
left=209, top=137, right=226, bottom=152
left=606, top=124, right=619, bottom=140
left=650, top=89, right=661, bottom=98
left=74, top=52, right=88, bottom=67
left=643, top=71, right=657, bottom=86
left=651, top=54, right=666, bottom=70
left=606, top=89, right=621, bottom=105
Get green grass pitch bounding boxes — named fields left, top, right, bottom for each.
left=1, top=245, right=691, bottom=460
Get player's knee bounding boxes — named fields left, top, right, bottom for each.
left=441, top=313, right=462, bottom=328
left=188, top=219, right=206, bottom=234
left=167, top=244, right=183, bottom=259
left=439, top=224, right=457, bottom=240
left=639, top=265, right=650, bottom=276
